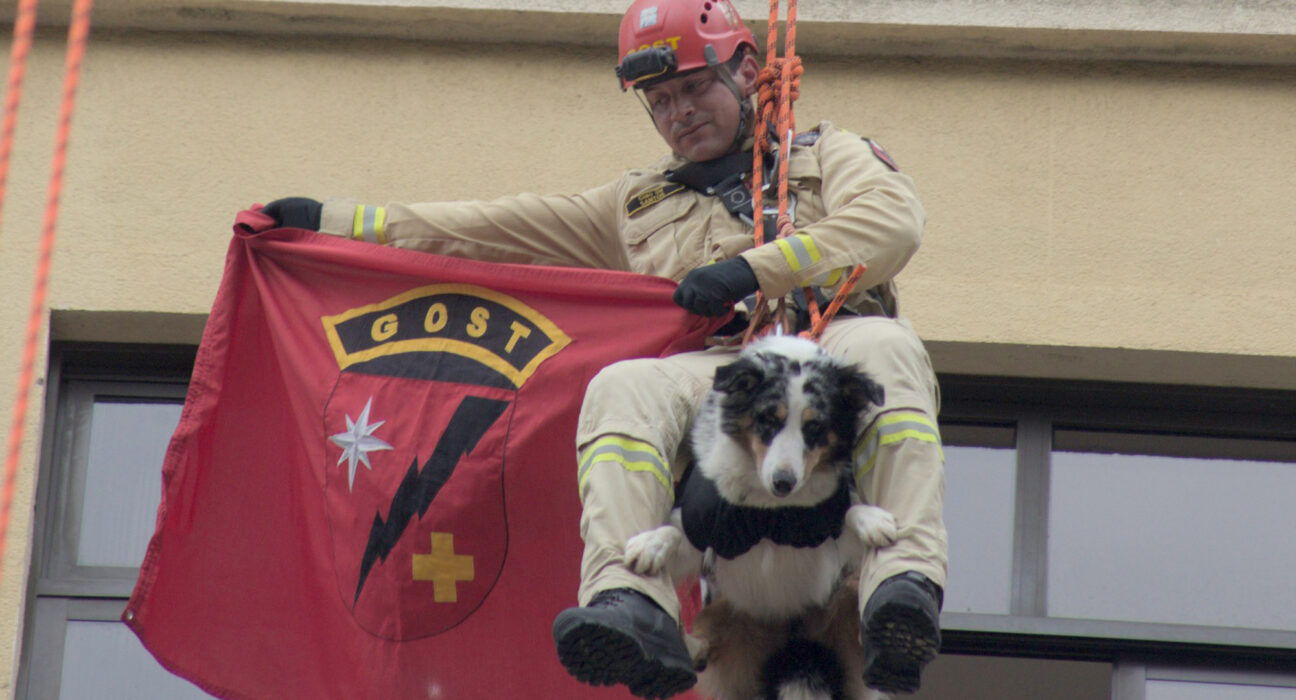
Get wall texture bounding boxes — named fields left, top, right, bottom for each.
left=1, top=0, right=1293, bottom=691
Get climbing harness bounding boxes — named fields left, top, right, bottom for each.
left=665, top=141, right=775, bottom=228
left=743, top=0, right=868, bottom=346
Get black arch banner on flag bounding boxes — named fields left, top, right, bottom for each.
left=125, top=221, right=722, bottom=699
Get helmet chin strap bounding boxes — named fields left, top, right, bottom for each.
left=704, top=45, right=752, bottom=155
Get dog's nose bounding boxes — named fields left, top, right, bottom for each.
left=771, top=470, right=797, bottom=496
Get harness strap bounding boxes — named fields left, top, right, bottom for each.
left=668, top=145, right=851, bottom=335
left=665, top=142, right=775, bottom=226
left=677, top=466, right=851, bottom=559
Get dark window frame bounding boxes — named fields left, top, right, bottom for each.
left=18, top=349, right=1296, bottom=696
left=937, top=374, right=1296, bottom=672
left=18, top=343, right=198, bottom=700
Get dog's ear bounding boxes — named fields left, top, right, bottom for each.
left=837, top=367, right=886, bottom=413
left=713, top=357, right=762, bottom=399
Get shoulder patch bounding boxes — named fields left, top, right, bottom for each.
left=792, top=129, right=821, bottom=147
left=625, top=182, right=686, bottom=217
left=865, top=138, right=900, bottom=172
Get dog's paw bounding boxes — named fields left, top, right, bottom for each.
left=847, top=504, right=898, bottom=548
left=624, top=525, right=683, bottom=576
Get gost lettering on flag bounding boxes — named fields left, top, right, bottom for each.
left=320, top=284, right=569, bottom=638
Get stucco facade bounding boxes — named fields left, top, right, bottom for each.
left=1, top=0, right=1293, bottom=693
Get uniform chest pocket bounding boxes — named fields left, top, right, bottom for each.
left=622, top=193, right=700, bottom=280
left=783, top=154, right=824, bottom=225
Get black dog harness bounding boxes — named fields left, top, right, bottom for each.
left=676, top=467, right=851, bottom=560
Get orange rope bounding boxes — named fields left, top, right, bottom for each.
left=802, top=265, right=865, bottom=340
left=0, top=0, right=95, bottom=581
left=0, top=0, right=40, bottom=241
left=743, top=0, right=867, bottom=345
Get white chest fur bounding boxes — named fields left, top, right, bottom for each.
left=709, top=537, right=848, bottom=621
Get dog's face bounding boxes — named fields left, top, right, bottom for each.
left=711, top=337, right=885, bottom=499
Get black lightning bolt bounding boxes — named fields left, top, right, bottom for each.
left=354, top=395, right=510, bottom=603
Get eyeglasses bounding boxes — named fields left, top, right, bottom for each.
left=638, top=73, right=720, bottom=120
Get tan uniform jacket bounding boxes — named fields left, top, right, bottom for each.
left=319, top=121, right=924, bottom=317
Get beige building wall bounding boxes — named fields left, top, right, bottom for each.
left=1, top=0, right=1293, bottom=692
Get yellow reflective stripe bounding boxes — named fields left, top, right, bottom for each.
left=351, top=205, right=387, bottom=244
left=578, top=446, right=670, bottom=495
left=351, top=206, right=366, bottom=242
left=811, top=267, right=844, bottom=286
left=773, top=233, right=821, bottom=273
left=775, top=239, right=800, bottom=270
left=372, top=206, right=387, bottom=245
left=853, top=411, right=943, bottom=484
left=857, top=412, right=942, bottom=459
left=577, top=436, right=671, bottom=496
left=798, top=234, right=824, bottom=263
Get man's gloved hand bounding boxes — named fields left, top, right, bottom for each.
left=673, top=257, right=760, bottom=317
left=262, top=197, right=322, bottom=231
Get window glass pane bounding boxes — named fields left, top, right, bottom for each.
left=59, top=620, right=214, bottom=699
left=78, top=400, right=182, bottom=568
left=942, top=444, right=1015, bottom=615
left=1048, top=440, right=1296, bottom=630
left=1146, top=680, right=1296, bottom=700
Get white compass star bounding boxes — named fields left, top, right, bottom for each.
left=329, top=397, right=393, bottom=491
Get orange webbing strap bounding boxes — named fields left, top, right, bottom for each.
left=803, top=265, right=865, bottom=340
left=743, top=0, right=867, bottom=345
left=0, top=0, right=94, bottom=583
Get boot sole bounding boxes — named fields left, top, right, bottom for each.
left=861, top=599, right=940, bottom=694
left=554, top=615, right=696, bottom=699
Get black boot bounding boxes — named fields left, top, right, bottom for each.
left=860, top=572, right=943, bottom=694
left=553, top=588, right=697, bottom=699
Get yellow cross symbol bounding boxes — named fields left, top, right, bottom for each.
left=412, top=532, right=474, bottom=603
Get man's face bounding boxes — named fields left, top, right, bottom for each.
left=640, top=55, right=757, bottom=162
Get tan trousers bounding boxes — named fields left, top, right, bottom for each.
left=574, top=316, right=947, bottom=623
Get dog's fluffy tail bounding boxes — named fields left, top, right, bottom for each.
left=761, top=638, right=846, bottom=700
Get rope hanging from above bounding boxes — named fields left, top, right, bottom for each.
left=0, top=0, right=96, bottom=583
left=743, top=0, right=868, bottom=345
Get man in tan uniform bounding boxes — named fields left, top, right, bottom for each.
left=262, top=0, right=946, bottom=696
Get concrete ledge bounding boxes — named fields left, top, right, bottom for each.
left=6, top=0, right=1296, bottom=65
left=46, top=311, right=1296, bottom=392
left=928, top=340, right=1296, bottom=392
left=51, top=310, right=208, bottom=345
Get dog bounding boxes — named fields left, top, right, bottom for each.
left=624, top=335, right=896, bottom=700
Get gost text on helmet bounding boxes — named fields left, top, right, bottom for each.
left=616, top=0, right=758, bottom=91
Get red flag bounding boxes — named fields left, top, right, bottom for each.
left=125, top=221, right=724, bottom=699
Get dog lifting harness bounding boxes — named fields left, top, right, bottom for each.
left=676, top=467, right=852, bottom=559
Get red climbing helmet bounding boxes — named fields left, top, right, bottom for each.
left=616, top=0, right=757, bottom=90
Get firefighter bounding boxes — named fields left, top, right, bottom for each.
left=262, top=0, right=945, bottom=696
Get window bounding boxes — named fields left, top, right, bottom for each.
left=935, top=375, right=1296, bottom=697
left=1118, top=664, right=1296, bottom=699
left=942, top=428, right=1016, bottom=615
left=20, top=350, right=1295, bottom=698
left=18, top=345, right=213, bottom=699
left=1048, top=434, right=1296, bottom=630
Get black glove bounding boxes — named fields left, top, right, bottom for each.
left=673, top=257, right=760, bottom=317
left=262, top=197, right=322, bottom=231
